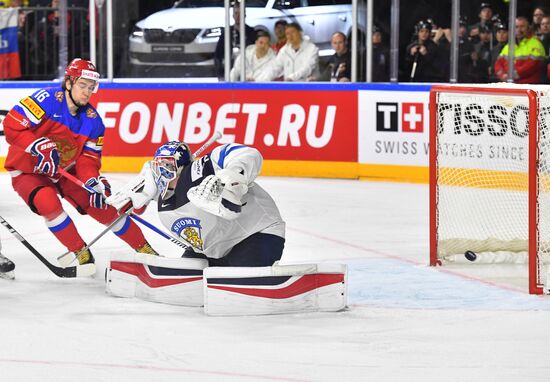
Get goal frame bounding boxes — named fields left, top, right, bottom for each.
left=429, top=85, right=542, bottom=294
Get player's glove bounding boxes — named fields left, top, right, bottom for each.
left=85, top=176, right=111, bottom=209
left=28, top=137, right=60, bottom=177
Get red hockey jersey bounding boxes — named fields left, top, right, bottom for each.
left=3, top=87, right=105, bottom=182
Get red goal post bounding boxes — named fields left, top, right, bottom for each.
left=429, top=84, right=547, bottom=295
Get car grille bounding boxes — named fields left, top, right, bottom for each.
left=131, top=52, right=214, bottom=63
left=144, top=29, right=201, bottom=44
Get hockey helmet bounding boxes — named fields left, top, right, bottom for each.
left=152, top=141, right=194, bottom=198
left=64, top=58, right=100, bottom=93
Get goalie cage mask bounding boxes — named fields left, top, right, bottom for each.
left=152, top=141, right=194, bottom=199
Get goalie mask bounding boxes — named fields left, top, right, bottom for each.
left=152, top=141, right=194, bottom=199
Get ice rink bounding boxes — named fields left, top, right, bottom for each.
left=1, top=172, right=549, bottom=382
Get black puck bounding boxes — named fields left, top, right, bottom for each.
left=464, top=250, right=477, bottom=262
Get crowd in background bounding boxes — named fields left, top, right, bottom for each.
left=403, top=2, right=550, bottom=84
left=1, top=1, right=550, bottom=84
left=217, top=2, right=385, bottom=83
left=202, top=1, right=550, bottom=84
left=1, top=0, right=89, bottom=80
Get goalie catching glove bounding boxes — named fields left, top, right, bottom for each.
left=187, top=168, right=248, bottom=220
left=85, top=176, right=111, bottom=209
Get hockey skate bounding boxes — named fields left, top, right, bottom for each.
left=136, top=242, right=159, bottom=256
left=0, top=253, right=15, bottom=280
left=74, top=246, right=95, bottom=265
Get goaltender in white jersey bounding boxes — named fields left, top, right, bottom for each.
left=107, top=141, right=286, bottom=266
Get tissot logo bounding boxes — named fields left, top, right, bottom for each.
left=402, top=103, right=423, bottom=133
left=376, top=102, right=424, bottom=133
left=376, top=102, right=398, bottom=132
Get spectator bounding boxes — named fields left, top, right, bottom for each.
left=230, top=30, right=275, bottom=82
left=325, top=32, right=351, bottom=82
left=214, top=0, right=256, bottom=78
left=472, top=25, right=492, bottom=82
left=540, top=16, right=550, bottom=55
left=32, top=0, right=83, bottom=78
left=256, top=22, right=319, bottom=82
left=405, top=20, right=441, bottom=82
left=431, top=20, right=452, bottom=81
left=271, top=19, right=287, bottom=53
left=469, top=3, right=493, bottom=45
left=371, top=25, right=389, bottom=82
left=490, top=22, right=508, bottom=80
left=494, top=16, right=545, bottom=83
left=532, top=7, right=545, bottom=37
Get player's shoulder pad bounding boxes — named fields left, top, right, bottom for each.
left=19, top=87, right=58, bottom=122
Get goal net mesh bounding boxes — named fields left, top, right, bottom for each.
left=434, top=88, right=550, bottom=289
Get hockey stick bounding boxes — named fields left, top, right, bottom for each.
left=58, top=131, right=221, bottom=250
left=193, top=130, right=222, bottom=157
left=56, top=208, right=133, bottom=267
left=127, top=214, right=187, bottom=248
left=0, top=215, right=95, bottom=278
left=58, top=169, right=191, bottom=250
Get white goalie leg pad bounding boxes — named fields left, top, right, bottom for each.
left=106, top=252, right=208, bottom=306
left=204, top=263, right=347, bottom=316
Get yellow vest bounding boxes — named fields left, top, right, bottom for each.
left=0, top=1, right=30, bottom=7
left=499, top=35, right=545, bottom=59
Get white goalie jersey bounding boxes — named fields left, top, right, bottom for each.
left=157, top=144, right=286, bottom=260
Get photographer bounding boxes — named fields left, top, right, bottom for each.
left=405, top=20, right=441, bottom=82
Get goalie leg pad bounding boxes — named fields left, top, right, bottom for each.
left=106, top=252, right=208, bottom=306
left=204, top=263, right=347, bottom=316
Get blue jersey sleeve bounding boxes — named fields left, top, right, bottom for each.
left=13, top=87, right=58, bottom=127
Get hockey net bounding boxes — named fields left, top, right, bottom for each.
left=429, top=84, right=550, bottom=294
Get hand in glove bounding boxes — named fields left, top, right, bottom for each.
left=85, top=176, right=111, bottom=209
left=28, top=137, right=60, bottom=177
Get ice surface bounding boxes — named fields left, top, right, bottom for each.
left=0, top=173, right=549, bottom=382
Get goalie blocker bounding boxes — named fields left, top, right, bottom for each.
left=106, top=255, right=347, bottom=315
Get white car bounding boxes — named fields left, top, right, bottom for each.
left=128, top=0, right=360, bottom=68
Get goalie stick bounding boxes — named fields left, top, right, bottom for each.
left=58, top=131, right=222, bottom=250
left=59, top=168, right=190, bottom=249
left=0, top=215, right=95, bottom=278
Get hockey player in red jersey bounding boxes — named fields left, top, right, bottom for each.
left=2, top=58, right=158, bottom=269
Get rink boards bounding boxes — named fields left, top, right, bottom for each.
left=0, top=82, right=431, bottom=183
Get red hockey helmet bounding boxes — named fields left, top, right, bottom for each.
left=64, top=58, right=100, bottom=92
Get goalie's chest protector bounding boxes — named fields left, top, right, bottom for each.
left=157, top=155, right=285, bottom=259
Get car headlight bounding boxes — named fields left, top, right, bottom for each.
left=204, top=27, right=222, bottom=38
left=131, top=26, right=144, bottom=39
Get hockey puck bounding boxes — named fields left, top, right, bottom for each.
left=464, top=250, right=477, bottom=262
